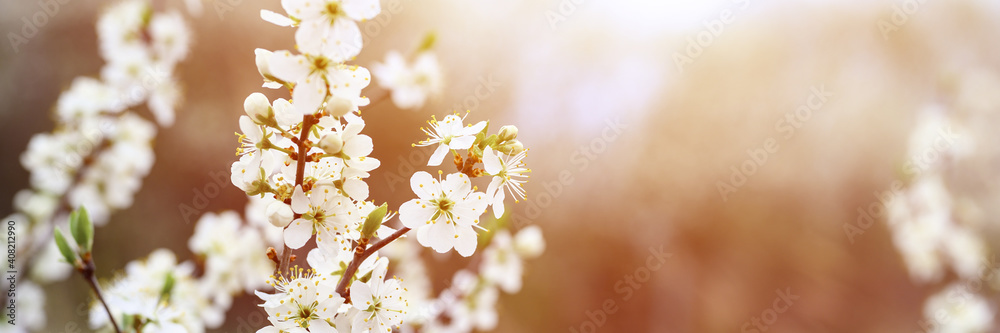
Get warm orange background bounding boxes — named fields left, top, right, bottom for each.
left=3, top=0, right=1000, bottom=332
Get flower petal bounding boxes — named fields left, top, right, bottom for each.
left=399, top=199, right=436, bottom=229
left=482, top=146, right=502, bottom=175
left=342, top=0, right=380, bottom=20
left=409, top=171, right=438, bottom=198
left=268, top=50, right=309, bottom=83
left=454, top=225, right=478, bottom=257
left=292, top=74, right=327, bottom=115
left=291, top=185, right=309, bottom=214
left=427, top=144, right=450, bottom=166
left=283, top=218, right=313, bottom=249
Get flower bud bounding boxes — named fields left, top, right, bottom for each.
left=507, top=140, right=524, bottom=155
left=319, top=133, right=344, bottom=155
left=498, top=125, right=518, bottom=142
left=244, top=92, right=273, bottom=125
left=265, top=201, right=293, bottom=228
left=255, top=48, right=274, bottom=80
left=325, top=96, right=353, bottom=118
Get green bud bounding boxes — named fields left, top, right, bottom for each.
left=53, top=229, right=77, bottom=266
left=497, top=125, right=518, bottom=142
left=361, top=203, right=388, bottom=240
left=69, top=206, right=93, bottom=253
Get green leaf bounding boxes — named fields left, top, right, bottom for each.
left=70, top=206, right=93, bottom=253
left=53, top=229, right=77, bottom=266
left=160, top=272, right=175, bottom=303
left=361, top=203, right=388, bottom=240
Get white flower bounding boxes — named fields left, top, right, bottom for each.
left=149, top=11, right=191, bottom=67
left=923, top=284, right=994, bottom=333
left=269, top=50, right=371, bottom=115
left=350, top=257, right=406, bottom=333
left=443, top=270, right=498, bottom=332
left=513, top=225, right=545, bottom=258
left=285, top=185, right=359, bottom=249
left=480, top=230, right=523, bottom=293
left=373, top=51, right=443, bottom=109
left=280, top=0, right=381, bottom=60
left=482, top=146, right=529, bottom=219
left=398, top=171, right=488, bottom=256
left=257, top=270, right=343, bottom=333
left=189, top=211, right=274, bottom=300
left=415, top=114, right=487, bottom=167
left=91, top=249, right=220, bottom=332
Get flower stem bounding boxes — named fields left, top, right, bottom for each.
left=81, top=257, right=122, bottom=333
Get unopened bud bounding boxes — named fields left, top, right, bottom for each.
left=325, top=96, right=354, bottom=118
left=265, top=201, right=293, bottom=228
left=507, top=140, right=524, bottom=155
left=244, top=92, right=273, bottom=125
left=255, top=48, right=274, bottom=80
left=498, top=125, right=518, bottom=141
left=319, top=133, right=344, bottom=155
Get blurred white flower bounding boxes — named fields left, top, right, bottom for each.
left=923, top=284, right=994, bottom=333
left=373, top=51, right=443, bottom=109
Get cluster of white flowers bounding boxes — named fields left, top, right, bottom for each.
left=12, top=0, right=545, bottom=331
left=12, top=0, right=189, bottom=227
left=887, top=107, right=996, bottom=332
left=414, top=226, right=545, bottom=333
left=2, top=1, right=191, bottom=332
left=236, top=2, right=543, bottom=332
left=90, top=250, right=218, bottom=332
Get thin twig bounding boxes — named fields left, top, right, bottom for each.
left=81, top=259, right=121, bottom=333
left=334, top=227, right=411, bottom=299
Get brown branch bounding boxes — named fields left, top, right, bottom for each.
left=334, top=227, right=411, bottom=300
left=275, top=114, right=317, bottom=277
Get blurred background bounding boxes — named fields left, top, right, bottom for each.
left=3, top=0, right=1000, bottom=331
